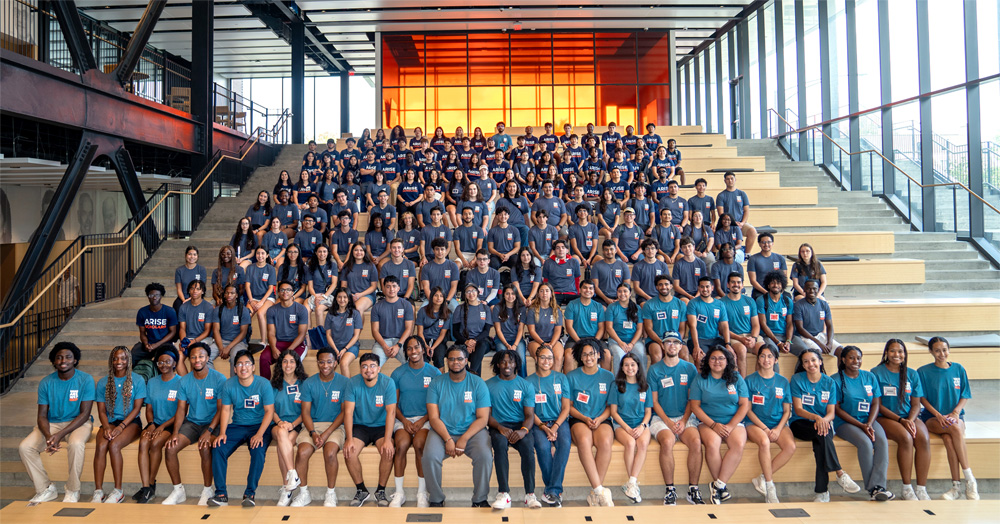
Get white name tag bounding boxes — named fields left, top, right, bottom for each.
left=858, top=401, right=870, bottom=413
left=661, top=376, right=674, bottom=388
left=801, top=394, right=815, bottom=406
left=884, top=386, right=897, bottom=396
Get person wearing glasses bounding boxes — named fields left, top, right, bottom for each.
left=343, top=354, right=398, bottom=507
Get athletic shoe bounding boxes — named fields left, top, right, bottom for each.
left=663, top=488, right=677, bottom=506
left=324, top=489, right=338, bottom=507
left=63, top=491, right=80, bottom=503
left=375, top=490, right=390, bottom=507
left=491, top=492, right=511, bottom=510
left=350, top=489, right=371, bottom=507
left=197, top=486, right=214, bottom=506
left=837, top=473, right=861, bottom=494
left=136, top=486, right=156, bottom=504
left=90, top=490, right=104, bottom=503
left=131, top=487, right=144, bottom=502
left=241, top=495, right=256, bottom=508
left=622, top=481, right=641, bottom=503
left=471, top=500, right=492, bottom=508
left=207, top=494, right=228, bottom=507
left=915, top=486, right=931, bottom=501
left=541, top=493, right=561, bottom=507
left=966, top=478, right=980, bottom=501
left=601, top=487, right=615, bottom=507
left=686, top=487, right=705, bottom=505
left=429, top=501, right=444, bottom=507
left=941, top=486, right=960, bottom=501
left=388, top=491, right=406, bottom=507
left=162, top=485, right=186, bottom=505
left=586, top=490, right=600, bottom=507
left=765, top=484, right=779, bottom=504
left=901, top=485, right=917, bottom=501
left=716, top=486, right=732, bottom=502
left=30, top=484, right=58, bottom=503
left=284, top=470, right=301, bottom=492
left=751, top=474, right=766, bottom=496
left=290, top=488, right=312, bottom=507
left=813, top=491, right=830, bottom=503
left=710, top=488, right=723, bottom=505
left=524, top=494, right=542, bottom=509
left=871, top=487, right=893, bottom=501
left=276, top=487, right=291, bottom=507
left=417, top=491, right=430, bottom=508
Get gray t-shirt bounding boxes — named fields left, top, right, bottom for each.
left=174, top=265, right=207, bottom=295
left=420, top=259, right=460, bottom=296
left=380, top=258, right=416, bottom=288
left=567, top=222, right=600, bottom=257
left=492, top=304, right=523, bottom=342
left=630, top=259, right=670, bottom=298
left=214, top=304, right=251, bottom=341
left=613, top=224, right=644, bottom=255
left=716, top=189, right=749, bottom=222
left=532, top=196, right=567, bottom=227
left=308, top=262, right=337, bottom=293
left=325, top=309, right=363, bottom=349
left=453, top=224, right=483, bottom=253
left=687, top=195, right=715, bottom=220
left=747, top=252, right=787, bottom=288
left=266, top=301, right=309, bottom=341
left=487, top=224, right=519, bottom=254
left=244, top=263, right=276, bottom=299
left=793, top=298, right=832, bottom=337
left=527, top=225, right=559, bottom=258
left=659, top=196, right=687, bottom=226
left=421, top=225, right=453, bottom=257
left=416, top=307, right=451, bottom=343
left=592, top=259, right=631, bottom=299
left=329, top=228, right=359, bottom=258
left=671, top=257, right=709, bottom=296
left=178, top=300, right=215, bottom=339
left=465, top=267, right=502, bottom=303
left=340, top=262, right=378, bottom=295
left=371, top=298, right=414, bottom=339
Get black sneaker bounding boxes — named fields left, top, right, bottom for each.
left=350, top=489, right=370, bottom=507
left=871, top=486, right=894, bottom=501
left=429, top=501, right=445, bottom=507
left=663, top=488, right=677, bottom=506
left=686, top=487, right=705, bottom=505
left=710, top=488, right=723, bottom=505
left=471, top=500, right=491, bottom=508
left=241, top=495, right=256, bottom=508
left=131, top=487, right=145, bottom=502
left=207, top=494, right=229, bottom=507
left=375, top=490, right=389, bottom=507
left=136, top=486, right=155, bottom=504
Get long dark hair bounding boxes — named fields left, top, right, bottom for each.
left=422, top=286, right=451, bottom=321
left=793, top=242, right=823, bottom=280
left=490, top=349, right=523, bottom=376
left=307, top=244, right=332, bottom=273
left=252, top=191, right=272, bottom=214
left=104, top=346, right=134, bottom=413
left=341, top=241, right=374, bottom=275
left=836, top=345, right=863, bottom=398
left=699, top=345, right=739, bottom=385
left=615, top=353, right=648, bottom=393
left=616, top=282, right=639, bottom=324
left=793, top=349, right=828, bottom=375
left=278, top=245, right=303, bottom=284
left=331, top=288, right=356, bottom=316
left=881, top=338, right=908, bottom=406
left=216, top=283, right=246, bottom=324
left=496, top=284, right=523, bottom=323
left=269, top=349, right=308, bottom=390
left=232, top=218, right=257, bottom=254
left=456, top=283, right=480, bottom=340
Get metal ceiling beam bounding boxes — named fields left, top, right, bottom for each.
left=243, top=0, right=348, bottom=74
left=49, top=0, right=97, bottom=73
left=113, top=0, right=168, bottom=88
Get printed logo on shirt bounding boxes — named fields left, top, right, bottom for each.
left=671, top=310, right=679, bottom=320
left=953, top=377, right=961, bottom=389
left=464, top=390, right=474, bottom=403
left=397, top=308, right=405, bottom=318
left=590, top=311, right=598, bottom=321
left=69, top=389, right=79, bottom=402
left=287, top=211, right=293, bottom=218
left=726, top=384, right=737, bottom=395
left=232, top=315, right=240, bottom=325
left=599, top=383, right=607, bottom=394
left=743, top=305, right=751, bottom=315
left=346, top=317, right=353, bottom=326
left=781, top=307, right=787, bottom=315
left=694, top=267, right=701, bottom=276
left=736, top=196, right=742, bottom=203
left=331, top=391, right=341, bottom=402
left=167, top=389, right=178, bottom=402
left=362, top=269, right=369, bottom=277
left=772, top=261, right=780, bottom=270
left=439, top=231, right=447, bottom=238
left=863, top=385, right=873, bottom=396
left=614, top=269, right=622, bottom=277
left=565, top=268, right=572, bottom=276
left=375, top=395, right=384, bottom=407
left=479, top=311, right=487, bottom=320
left=289, top=314, right=298, bottom=324
left=205, top=388, right=214, bottom=400
left=712, top=308, right=720, bottom=319
left=819, top=310, right=826, bottom=320
left=905, top=382, right=912, bottom=394
left=820, top=391, right=831, bottom=403
left=549, top=314, right=557, bottom=324
left=506, top=233, right=513, bottom=240
left=655, top=269, right=662, bottom=276
left=471, top=231, right=478, bottom=238
left=774, top=387, right=783, bottom=399
left=444, top=270, right=452, bottom=278
left=277, top=238, right=284, bottom=245
left=752, top=394, right=765, bottom=405
left=423, top=376, right=432, bottom=387
left=513, top=390, right=523, bottom=402
left=402, top=269, right=410, bottom=277
left=197, top=312, right=206, bottom=322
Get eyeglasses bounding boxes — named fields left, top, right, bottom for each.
left=709, top=356, right=728, bottom=362
left=235, top=361, right=254, bottom=368
left=581, top=352, right=598, bottom=358
left=360, top=364, right=379, bottom=370
left=278, top=288, right=294, bottom=293
left=537, top=355, right=554, bottom=361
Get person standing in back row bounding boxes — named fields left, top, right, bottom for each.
left=715, top=172, right=758, bottom=254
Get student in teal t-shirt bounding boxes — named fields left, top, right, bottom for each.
left=343, top=354, right=398, bottom=506
left=134, top=348, right=182, bottom=503
left=609, top=354, right=652, bottom=504
left=388, top=336, right=441, bottom=507
left=93, top=346, right=147, bottom=504
left=268, top=349, right=308, bottom=507
left=640, top=275, right=688, bottom=363
left=871, top=339, right=930, bottom=501
left=689, top=346, right=748, bottom=505
left=485, top=350, right=540, bottom=509
left=743, top=345, right=793, bottom=504
left=917, top=336, right=978, bottom=501
left=831, top=346, right=893, bottom=502
left=293, top=347, right=350, bottom=507
left=789, top=350, right=861, bottom=503
left=566, top=339, right=617, bottom=507
left=527, top=345, right=572, bottom=504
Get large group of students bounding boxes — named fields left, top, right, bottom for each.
left=19, top=123, right=979, bottom=510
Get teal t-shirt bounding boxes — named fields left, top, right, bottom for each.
left=755, top=293, right=793, bottom=338
left=427, top=373, right=491, bottom=436
left=721, top=294, right=757, bottom=334
left=300, top=372, right=351, bottom=423
left=272, top=379, right=303, bottom=422
left=566, top=367, right=615, bottom=420
left=686, top=297, right=729, bottom=341
left=609, top=381, right=653, bottom=427
left=640, top=296, right=686, bottom=339
left=690, top=373, right=748, bottom=423
left=346, top=374, right=398, bottom=427
left=564, top=299, right=605, bottom=338
left=486, top=375, right=537, bottom=425
left=605, top=301, right=641, bottom=341
left=647, top=359, right=698, bottom=418
left=789, top=373, right=838, bottom=423
left=95, top=373, right=147, bottom=421
left=527, top=371, right=570, bottom=422
left=389, top=362, right=441, bottom=418
left=177, top=368, right=227, bottom=425
left=917, top=362, right=971, bottom=417
left=222, top=375, right=275, bottom=426
left=743, top=372, right=790, bottom=428
left=870, top=363, right=924, bottom=417
left=38, top=370, right=96, bottom=424
left=146, top=374, right=182, bottom=425
left=831, top=370, right=880, bottom=428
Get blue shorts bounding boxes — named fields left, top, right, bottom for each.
left=341, top=343, right=361, bottom=357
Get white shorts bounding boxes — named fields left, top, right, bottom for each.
left=392, top=415, right=431, bottom=433
left=648, top=414, right=699, bottom=438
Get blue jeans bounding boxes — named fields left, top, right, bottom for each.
left=493, top=338, right=528, bottom=377
left=530, top=422, right=571, bottom=496
left=212, top=423, right=273, bottom=497
left=512, top=223, right=530, bottom=246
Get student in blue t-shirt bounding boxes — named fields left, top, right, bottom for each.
left=871, top=339, right=930, bottom=501
left=917, top=336, right=978, bottom=501
left=387, top=337, right=441, bottom=507
left=566, top=339, right=617, bottom=507
left=92, top=346, right=147, bottom=503
left=208, top=350, right=275, bottom=507
left=268, top=349, right=308, bottom=507
left=789, top=350, right=861, bottom=503
left=133, top=348, right=183, bottom=503
left=609, top=354, right=653, bottom=504
left=485, top=350, right=541, bottom=509
left=343, top=354, right=398, bottom=507
left=19, top=342, right=96, bottom=504
left=526, top=345, right=572, bottom=506
left=689, top=346, right=748, bottom=505
left=743, top=345, right=794, bottom=504
left=832, top=346, right=894, bottom=502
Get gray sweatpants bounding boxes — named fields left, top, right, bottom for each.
left=422, top=429, right=493, bottom=505
left=836, top=421, right=889, bottom=491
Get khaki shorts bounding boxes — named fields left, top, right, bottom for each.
left=648, top=414, right=699, bottom=438
left=295, top=422, right=346, bottom=449
left=392, top=415, right=431, bottom=433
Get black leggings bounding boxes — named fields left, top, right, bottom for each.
left=790, top=419, right=842, bottom=493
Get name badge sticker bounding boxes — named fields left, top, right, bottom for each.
left=535, top=393, right=547, bottom=404
left=576, top=392, right=590, bottom=404
left=858, top=401, right=871, bottom=413
left=801, top=394, right=815, bottom=406
left=752, top=394, right=765, bottom=405
left=883, top=386, right=897, bottom=397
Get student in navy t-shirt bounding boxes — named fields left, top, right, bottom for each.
left=134, top=282, right=178, bottom=365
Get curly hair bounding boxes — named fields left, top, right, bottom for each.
left=104, top=346, right=134, bottom=415
left=699, top=345, right=739, bottom=386
left=270, top=349, right=308, bottom=390
left=490, top=349, right=522, bottom=377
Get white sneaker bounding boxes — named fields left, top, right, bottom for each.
left=915, top=486, right=931, bottom=501
left=621, top=480, right=641, bottom=503
left=388, top=491, right=406, bottom=507
left=30, top=484, right=58, bottom=503
left=416, top=491, right=430, bottom=508
left=751, top=474, right=766, bottom=496
left=90, top=490, right=104, bottom=503
left=525, top=493, right=542, bottom=509
left=162, top=485, right=186, bottom=505
left=291, top=488, right=312, bottom=507
left=103, top=489, right=124, bottom=504
left=765, top=484, right=779, bottom=504
left=901, top=485, right=917, bottom=501
left=966, top=478, right=979, bottom=501
left=586, top=491, right=600, bottom=507
left=197, top=486, right=214, bottom=506
left=323, top=489, right=337, bottom=507
left=63, top=491, right=80, bottom=503
left=813, top=491, right=830, bottom=503
left=601, top=487, right=615, bottom=507
left=284, top=470, right=301, bottom=491
left=276, top=487, right=291, bottom=507
left=836, top=473, right=861, bottom=494
left=941, top=486, right=961, bottom=501
left=491, top=492, right=512, bottom=509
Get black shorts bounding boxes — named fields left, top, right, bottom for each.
left=568, top=417, right=612, bottom=428
left=352, top=424, right=388, bottom=447
left=108, top=418, right=142, bottom=429
left=178, top=420, right=219, bottom=443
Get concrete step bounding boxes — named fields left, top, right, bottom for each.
left=891, top=249, right=981, bottom=260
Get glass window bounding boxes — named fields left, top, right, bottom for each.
left=855, top=0, right=881, bottom=111
left=427, top=86, right=468, bottom=133
left=979, top=0, right=999, bottom=78
left=469, top=34, right=509, bottom=84
left=511, top=33, right=553, bottom=85
left=749, top=13, right=760, bottom=138
left=469, top=86, right=509, bottom=129
left=639, top=84, right=671, bottom=132
left=782, top=0, right=798, bottom=126
left=721, top=34, right=732, bottom=136
left=511, top=85, right=553, bottom=128
left=596, top=85, right=637, bottom=129
left=425, top=34, right=467, bottom=86
left=553, top=33, right=595, bottom=85
left=764, top=3, right=777, bottom=137
left=637, top=33, right=670, bottom=84
left=888, top=0, right=918, bottom=100
left=981, top=79, right=1000, bottom=210
left=706, top=46, right=716, bottom=133
left=595, top=33, right=637, bottom=85
left=695, top=55, right=704, bottom=126
left=927, top=0, right=966, bottom=90
left=802, top=0, right=821, bottom=128
left=554, top=85, right=595, bottom=127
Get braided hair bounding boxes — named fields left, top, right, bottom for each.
left=836, top=345, right=864, bottom=396
left=881, top=339, right=909, bottom=406
left=104, top=346, right=134, bottom=416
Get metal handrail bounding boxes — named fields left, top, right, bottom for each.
left=767, top=108, right=1000, bottom=217
left=0, top=109, right=290, bottom=329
